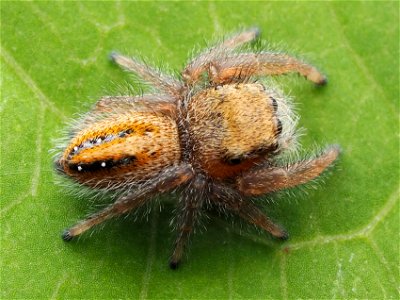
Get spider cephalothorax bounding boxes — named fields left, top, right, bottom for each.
left=55, top=28, right=339, bottom=269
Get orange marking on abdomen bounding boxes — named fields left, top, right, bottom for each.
left=59, top=112, right=180, bottom=187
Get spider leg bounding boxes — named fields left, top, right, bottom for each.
left=209, top=52, right=327, bottom=85
left=211, top=184, right=288, bottom=239
left=236, top=146, right=340, bottom=196
left=169, top=175, right=206, bottom=269
left=110, top=52, right=182, bottom=97
left=62, top=164, right=194, bottom=241
left=91, top=95, right=177, bottom=117
left=182, top=28, right=260, bottom=84
left=217, top=27, right=260, bottom=50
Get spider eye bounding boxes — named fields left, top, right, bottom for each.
left=276, top=119, right=283, bottom=135
left=225, top=157, right=243, bottom=165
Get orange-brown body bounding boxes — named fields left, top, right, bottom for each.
left=58, top=83, right=285, bottom=186
left=188, top=83, right=280, bottom=179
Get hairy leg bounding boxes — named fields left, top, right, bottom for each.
left=236, top=146, right=340, bottom=196
left=92, top=95, right=177, bottom=117
left=182, top=28, right=260, bottom=85
left=169, top=175, right=206, bottom=269
left=62, top=164, right=194, bottom=241
left=208, top=52, right=327, bottom=85
left=217, top=27, right=260, bottom=51
left=110, top=52, right=182, bottom=97
left=211, top=184, right=288, bottom=239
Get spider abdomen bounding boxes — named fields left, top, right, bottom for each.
left=57, top=112, right=181, bottom=188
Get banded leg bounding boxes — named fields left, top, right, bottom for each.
left=236, top=146, right=340, bottom=196
left=211, top=184, right=288, bottom=239
left=217, top=27, right=260, bottom=50
left=92, top=95, right=177, bottom=117
left=110, top=52, right=182, bottom=97
left=169, top=175, right=206, bottom=269
left=182, top=28, right=260, bottom=84
left=62, top=164, right=194, bottom=241
left=208, top=52, right=327, bottom=85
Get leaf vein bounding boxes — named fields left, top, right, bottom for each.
left=287, top=184, right=399, bottom=250
left=368, top=237, right=399, bottom=292
left=50, top=273, right=68, bottom=300
left=1, top=47, right=67, bottom=119
left=139, top=210, right=159, bottom=300
left=329, top=4, right=395, bottom=112
left=208, top=2, right=222, bottom=34
left=279, top=252, right=288, bottom=300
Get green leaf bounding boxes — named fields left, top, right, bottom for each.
left=1, top=2, right=398, bottom=299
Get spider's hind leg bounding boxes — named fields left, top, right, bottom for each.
left=236, top=146, right=340, bottom=196
left=211, top=184, right=288, bottom=240
left=169, top=175, right=207, bottom=269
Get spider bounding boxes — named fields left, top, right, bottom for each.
left=55, top=28, right=340, bottom=269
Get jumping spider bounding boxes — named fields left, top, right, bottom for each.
left=55, top=28, right=340, bottom=269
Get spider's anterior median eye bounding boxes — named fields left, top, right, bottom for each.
left=271, top=96, right=278, bottom=112
left=225, top=157, right=243, bottom=165
left=276, top=119, right=283, bottom=135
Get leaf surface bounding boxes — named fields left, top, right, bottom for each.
left=1, top=2, right=399, bottom=299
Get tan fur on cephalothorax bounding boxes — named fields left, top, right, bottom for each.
left=188, top=83, right=281, bottom=178
left=55, top=28, right=340, bottom=269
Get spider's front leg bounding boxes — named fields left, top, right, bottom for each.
left=209, top=52, right=327, bottom=85
left=182, top=28, right=260, bottom=85
left=62, top=164, right=194, bottom=241
left=219, top=27, right=260, bottom=50
left=236, top=146, right=340, bottom=196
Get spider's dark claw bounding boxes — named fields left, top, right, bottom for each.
left=251, top=27, right=261, bottom=39
left=109, top=51, right=120, bottom=62
left=278, top=230, right=289, bottom=241
left=316, top=76, right=328, bottom=86
left=271, top=227, right=289, bottom=241
left=169, top=260, right=180, bottom=270
left=62, top=229, right=74, bottom=242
